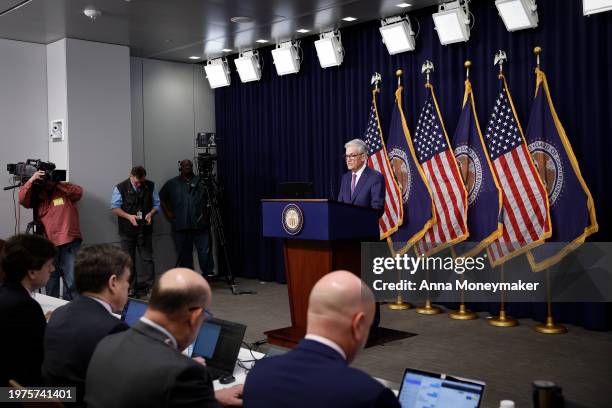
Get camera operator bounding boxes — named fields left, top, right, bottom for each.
left=18, top=170, right=83, bottom=300
left=160, top=159, right=211, bottom=273
left=110, top=166, right=160, bottom=298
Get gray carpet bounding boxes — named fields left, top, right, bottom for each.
left=210, top=278, right=612, bottom=408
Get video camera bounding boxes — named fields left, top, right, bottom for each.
left=7, top=159, right=66, bottom=186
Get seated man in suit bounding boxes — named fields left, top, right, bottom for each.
left=0, top=234, right=56, bottom=386
left=42, top=244, right=132, bottom=405
left=338, top=138, right=385, bottom=211
left=85, top=268, right=243, bottom=408
left=244, top=270, right=400, bottom=408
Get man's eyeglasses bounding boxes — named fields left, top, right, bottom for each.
left=188, top=307, right=214, bottom=321
left=343, top=153, right=364, bottom=160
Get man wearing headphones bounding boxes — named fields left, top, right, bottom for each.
left=160, top=160, right=211, bottom=273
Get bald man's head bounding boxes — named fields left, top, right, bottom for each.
left=307, top=271, right=375, bottom=362
left=308, top=270, right=374, bottom=321
left=149, top=268, right=211, bottom=316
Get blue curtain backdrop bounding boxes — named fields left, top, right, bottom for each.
left=214, top=0, right=612, bottom=329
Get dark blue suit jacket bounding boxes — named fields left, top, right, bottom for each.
left=338, top=166, right=385, bottom=211
left=42, top=295, right=128, bottom=405
left=244, top=339, right=400, bottom=408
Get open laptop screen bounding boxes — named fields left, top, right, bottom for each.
left=192, top=321, right=222, bottom=359
left=398, top=368, right=484, bottom=408
left=121, top=298, right=148, bottom=327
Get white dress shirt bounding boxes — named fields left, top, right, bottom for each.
left=305, top=334, right=347, bottom=360
left=86, top=295, right=113, bottom=315
left=352, top=162, right=367, bottom=187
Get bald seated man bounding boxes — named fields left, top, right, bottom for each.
left=244, top=271, right=400, bottom=408
left=85, top=268, right=243, bottom=408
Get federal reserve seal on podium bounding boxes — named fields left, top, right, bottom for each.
left=282, top=204, right=304, bottom=235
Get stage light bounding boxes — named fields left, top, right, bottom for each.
left=234, top=51, right=262, bottom=83
left=314, top=31, right=344, bottom=68
left=432, top=1, right=471, bottom=45
left=379, top=16, right=416, bottom=55
left=204, top=58, right=231, bottom=89
left=271, top=41, right=301, bottom=76
left=583, top=0, right=612, bottom=15
left=496, top=0, right=538, bottom=31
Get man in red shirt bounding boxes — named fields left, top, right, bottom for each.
left=19, top=170, right=83, bottom=299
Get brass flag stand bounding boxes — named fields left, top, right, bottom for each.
left=415, top=267, right=442, bottom=315
left=488, top=264, right=518, bottom=327
left=534, top=268, right=567, bottom=334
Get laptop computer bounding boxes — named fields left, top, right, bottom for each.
left=397, top=368, right=485, bottom=408
left=186, top=317, right=247, bottom=380
left=121, top=298, right=148, bottom=327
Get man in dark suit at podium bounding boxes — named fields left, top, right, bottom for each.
left=338, top=139, right=385, bottom=212
left=244, top=271, right=399, bottom=408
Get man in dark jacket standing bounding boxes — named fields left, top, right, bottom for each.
left=42, top=244, right=131, bottom=405
left=110, top=166, right=160, bottom=298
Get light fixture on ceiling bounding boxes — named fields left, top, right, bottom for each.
left=204, top=58, right=231, bottom=89
left=234, top=50, right=262, bottom=83
left=583, top=0, right=612, bottom=15
left=314, top=30, right=344, bottom=68
left=342, top=16, right=357, bottom=22
left=379, top=16, right=416, bottom=55
left=83, top=7, right=102, bottom=20
left=495, top=0, right=538, bottom=31
left=230, top=16, right=253, bottom=23
left=432, top=1, right=471, bottom=45
left=255, top=39, right=269, bottom=44
left=396, top=2, right=412, bottom=8
left=297, top=28, right=311, bottom=33
left=271, top=41, right=301, bottom=76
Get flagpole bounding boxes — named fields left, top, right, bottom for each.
left=414, top=60, right=442, bottom=316
left=387, top=68, right=413, bottom=312
left=534, top=268, right=567, bottom=334
left=488, top=263, right=518, bottom=327
left=530, top=46, right=567, bottom=334
left=449, top=61, right=477, bottom=321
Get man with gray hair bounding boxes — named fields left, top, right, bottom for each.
left=243, top=271, right=399, bottom=407
left=337, top=138, right=385, bottom=211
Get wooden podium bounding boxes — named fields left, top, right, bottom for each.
left=261, top=199, right=379, bottom=348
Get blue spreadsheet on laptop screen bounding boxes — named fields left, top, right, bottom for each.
left=192, top=322, right=222, bottom=359
left=399, top=372, right=483, bottom=408
left=123, top=300, right=147, bottom=327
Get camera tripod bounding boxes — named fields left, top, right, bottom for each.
left=199, top=175, right=255, bottom=295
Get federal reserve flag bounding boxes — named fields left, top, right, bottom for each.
left=414, top=84, right=469, bottom=256
left=387, top=85, right=435, bottom=254
left=526, top=68, right=598, bottom=271
left=484, top=75, right=551, bottom=266
left=364, top=89, right=403, bottom=239
left=452, top=79, right=503, bottom=258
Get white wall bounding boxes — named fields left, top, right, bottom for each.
left=64, top=39, right=132, bottom=245
left=0, top=39, right=48, bottom=238
left=130, top=57, right=215, bottom=273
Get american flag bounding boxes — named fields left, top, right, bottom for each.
left=414, top=87, right=468, bottom=256
left=364, top=91, right=403, bottom=239
left=484, top=80, right=551, bottom=266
